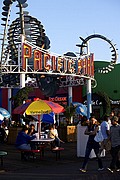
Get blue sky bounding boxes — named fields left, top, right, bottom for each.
left=0, top=0, right=120, bottom=63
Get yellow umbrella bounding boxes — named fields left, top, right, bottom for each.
left=26, top=101, right=52, bottom=137
left=25, top=100, right=52, bottom=115
left=13, top=99, right=65, bottom=138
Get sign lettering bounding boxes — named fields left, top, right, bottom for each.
left=22, top=43, right=94, bottom=77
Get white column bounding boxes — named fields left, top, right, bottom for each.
left=57, top=114, right=59, bottom=126
left=87, top=78, right=92, bottom=119
left=68, top=86, right=73, bottom=124
left=8, top=88, right=12, bottom=115
left=20, top=35, right=26, bottom=89
left=20, top=73, right=25, bottom=88
left=85, top=41, right=92, bottom=119
left=68, top=86, right=72, bottom=106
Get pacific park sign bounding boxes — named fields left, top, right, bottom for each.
left=22, top=43, right=94, bottom=78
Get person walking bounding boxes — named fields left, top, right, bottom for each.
left=100, top=115, right=110, bottom=152
left=107, top=116, right=120, bottom=173
left=79, top=115, right=104, bottom=173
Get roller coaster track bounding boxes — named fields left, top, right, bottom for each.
left=76, top=34, right=118, bottom=73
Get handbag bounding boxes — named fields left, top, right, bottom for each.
left=94, top=126, right=104, bottom=142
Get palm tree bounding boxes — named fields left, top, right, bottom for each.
left=96, top=91, right=111, bottom=116
left=11, top=86, right=33, bottom=108
left=63, top=104, right=76, bottom=125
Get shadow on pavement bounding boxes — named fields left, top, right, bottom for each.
left=0, top=142, right=120, bottom=180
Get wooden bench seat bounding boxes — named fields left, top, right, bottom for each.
left=0, top=151, right=7, bottom=166
left=52, top=147, right=64, bottom=160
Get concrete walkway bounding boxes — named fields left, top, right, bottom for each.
left=0, top=142, right=120, bottom=180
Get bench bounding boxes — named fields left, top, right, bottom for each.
left=52, top=147, right=64, bottom=160
left=19, top=149, right=41, bottom=161
left=0, top=151, right=7, bottom=166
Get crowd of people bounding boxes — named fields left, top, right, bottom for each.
left=15, top=122, right=63, bottom=151
left=14, top=122, right=64, bottom=160
left=79, top=111, right=120, bottom=173
left=1, top=110, right=120, bottom=173
left=14, top=111, right=120, bottom=173
left=0, top=115, right=64, bottom=150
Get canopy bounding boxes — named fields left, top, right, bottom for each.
left=42, top=112, right=55, bottom=124
left=0, top=107, right=11, bottom=119
left=13, top=99, right=64, bottom=115
left=33, top=112, right=55, bottom=124
left=13, top=99, right=64, bottom=137
left=72, top=102, right=87, bottom=117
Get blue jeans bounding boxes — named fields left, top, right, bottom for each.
left=54, top=137, right=60, bottom=147
left=17, top=144, right=31, bottom=150
left=82, top=140, right=103, bottom=169
left=51, top=137, right=61, bottom=148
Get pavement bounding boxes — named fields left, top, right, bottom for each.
left=0, top=142, right=120, bottom=180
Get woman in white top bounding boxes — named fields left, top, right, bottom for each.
left=49, top=124, right=60, bottom=148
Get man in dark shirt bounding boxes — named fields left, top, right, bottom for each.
left=107, top=116, right=120, bottom=173
left=15, top=125, right=36, bottom=150
left=79, top=116, right=104, bottom=172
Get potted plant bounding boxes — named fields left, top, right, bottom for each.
left=61, top=104, right=77, bottom=142
left=63, top=104, right=76, bottom=125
